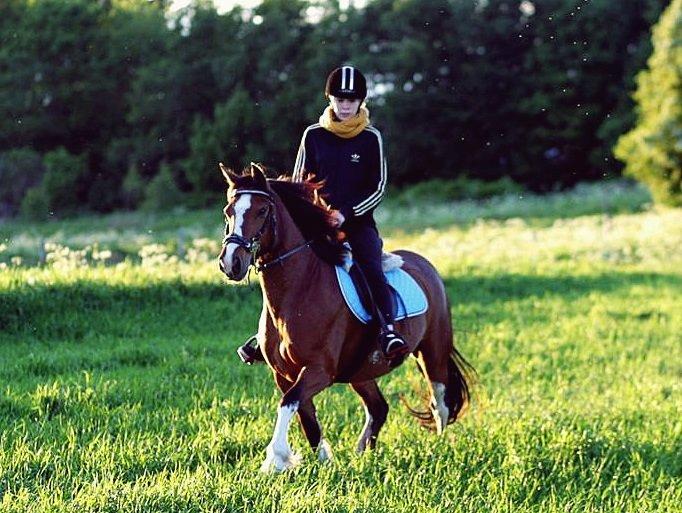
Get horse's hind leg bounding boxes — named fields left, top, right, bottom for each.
left=350, top=380, right=389, bottom=453
left=416, top=311, right=471, bottom=435
left=414, top=348, right=449, bottom=435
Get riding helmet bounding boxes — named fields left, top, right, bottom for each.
left=325, top=66, right=367, bottom=100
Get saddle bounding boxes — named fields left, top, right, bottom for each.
left=334, top=253, right=428, bottom=324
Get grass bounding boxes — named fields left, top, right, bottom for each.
left=0, top=180, right=651, bottom=265
left=0, top=181, right=680, bottom=512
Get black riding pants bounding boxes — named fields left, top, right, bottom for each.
left=344, top=219, right=394, bottom=326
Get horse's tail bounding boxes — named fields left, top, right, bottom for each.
left=396, top=249, right=476, bottom=430
left=403, top=347, right=476, bottom=431
left=445, top=345, right=476, bottom=423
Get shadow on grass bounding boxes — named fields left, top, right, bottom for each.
left=0, top=281, right=262, bottom=341
left=2, top=271, right=679, bottom=344
left=443, top=271, right=681, bottom=307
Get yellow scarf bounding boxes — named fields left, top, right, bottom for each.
left=319, top=105, right=370, bottom=138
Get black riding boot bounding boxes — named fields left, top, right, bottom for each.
left=236, top=335, right=265, bottom=365
left=374, top=289, right=410, bottom=359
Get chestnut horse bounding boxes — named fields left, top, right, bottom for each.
left=218, top=164, right=474, bottom=472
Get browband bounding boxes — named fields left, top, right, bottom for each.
left=229, top=189, right=272, bottom=200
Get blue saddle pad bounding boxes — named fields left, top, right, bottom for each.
left=335, top=265, right=428, bottom=324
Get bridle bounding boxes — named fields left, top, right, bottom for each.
left=223, top=189, right=274, bottom=261
left=222, top=188, right=311, bottom=273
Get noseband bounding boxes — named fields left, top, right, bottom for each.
left=223, top=189, right=275, bottom=261
left=222, top=188, right=311, bottom=272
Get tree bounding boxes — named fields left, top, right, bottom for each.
left=142, top=162, right=185, bottom=211
left=183, top=88, right=258, bottom=203
left=615, top=0, right=682, bottom=206
left=20, top=147, right=86, bottom=219
left=0, top=148, right=45, bottom=217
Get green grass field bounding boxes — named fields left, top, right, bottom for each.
left=1, top=182, right=680, bottom=512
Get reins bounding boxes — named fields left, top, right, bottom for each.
left=223, top=188, right=313, bottom=273
left=255, top=240, right=312, bottom=273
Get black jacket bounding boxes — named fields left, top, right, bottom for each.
left=292, top=123, right=387, bottom=221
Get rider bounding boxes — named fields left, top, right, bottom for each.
left=237, top=65, right=409, bottom=364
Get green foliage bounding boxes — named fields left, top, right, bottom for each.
left=0, top=147, right=45, bottom=217
left=0, top=0, right=670, bottom=216
left=19, top=187, right=51, bottom=222
left=393, top=176, right=523, bottom=205
left=615, top=0, right=682, bottom=206
left=141, top=163, right=185, bottom=212
left=0, top=0, right=119, bottom=154
left=183, top=88, right=259, bottom=201
left=20, top=148, right=86, bottom=220
left=121, top=165, right=145, bottom=209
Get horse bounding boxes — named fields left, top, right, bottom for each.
left=218, top=163, right=475, bottom=472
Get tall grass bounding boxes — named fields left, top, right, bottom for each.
left=0, top=181, right=680, bottom=512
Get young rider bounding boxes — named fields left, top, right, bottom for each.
left=237, top=65, right=408, bottom=364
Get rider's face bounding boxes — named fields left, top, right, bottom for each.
left=330, top=96, right=362, bottom=121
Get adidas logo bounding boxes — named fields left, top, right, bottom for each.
left=350, top=153, right=360, bottom=163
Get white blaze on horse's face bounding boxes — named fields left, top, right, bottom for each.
left=222, top=194, right=252, bottom=276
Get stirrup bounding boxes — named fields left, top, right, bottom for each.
left=236, top=335, right=264, bottom=365
left=379, top=330, right=410, bottom=359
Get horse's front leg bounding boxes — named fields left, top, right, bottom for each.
left=261, top=366, right=332, bottom=472
left=298, top=399, right=334, bottom=463
left=270, top=373, right=332, bottom=462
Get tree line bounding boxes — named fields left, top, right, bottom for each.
left=0, top=0, right=669, bottom=218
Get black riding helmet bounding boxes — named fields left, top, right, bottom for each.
left=325, top=66, right=367, bottom=100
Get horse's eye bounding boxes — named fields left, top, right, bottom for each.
left=257, top=207, right=268, bottom=217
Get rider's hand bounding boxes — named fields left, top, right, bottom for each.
left=330, top=210, right=345, bottom=227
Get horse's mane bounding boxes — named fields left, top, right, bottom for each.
left=230, top=171, right=346, bottom=267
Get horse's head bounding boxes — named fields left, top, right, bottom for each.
left=218, top=162, right=275, bottom=281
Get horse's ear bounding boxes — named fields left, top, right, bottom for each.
left=219, top=162, right=238, bottom=187
left=250, top=162, right=267, bottom=189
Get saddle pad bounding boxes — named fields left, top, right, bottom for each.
left=335, top=265, right=428, bottom=324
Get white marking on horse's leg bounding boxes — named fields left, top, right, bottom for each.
left=317, top=439, right=334, bottom=463
left=356, top=406, right=374, bottom=453
left=222, top=194, right=251, bottom=273
left=261, top=401, right=301, bottom=472
left=430, top=382, right=449, bottom=435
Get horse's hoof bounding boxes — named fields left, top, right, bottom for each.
left=356, top=434, right=376, bottom=454
left=260, top=446, right=301, bottom=473
left=317, top=439, right=334, bottom=463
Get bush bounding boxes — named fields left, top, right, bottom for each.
left=615, top=0, right=682, bottom=206
left=0, top=148, right=45, bottom=217
left=392, top=176, right=524, bottom=205
left=19, top=187, right=51, bottom=221
left=142, top=163, right=185, bottom=212
left=19, top=148, right=86, bottom=219
left=121, top=165, right=145, bottom=209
